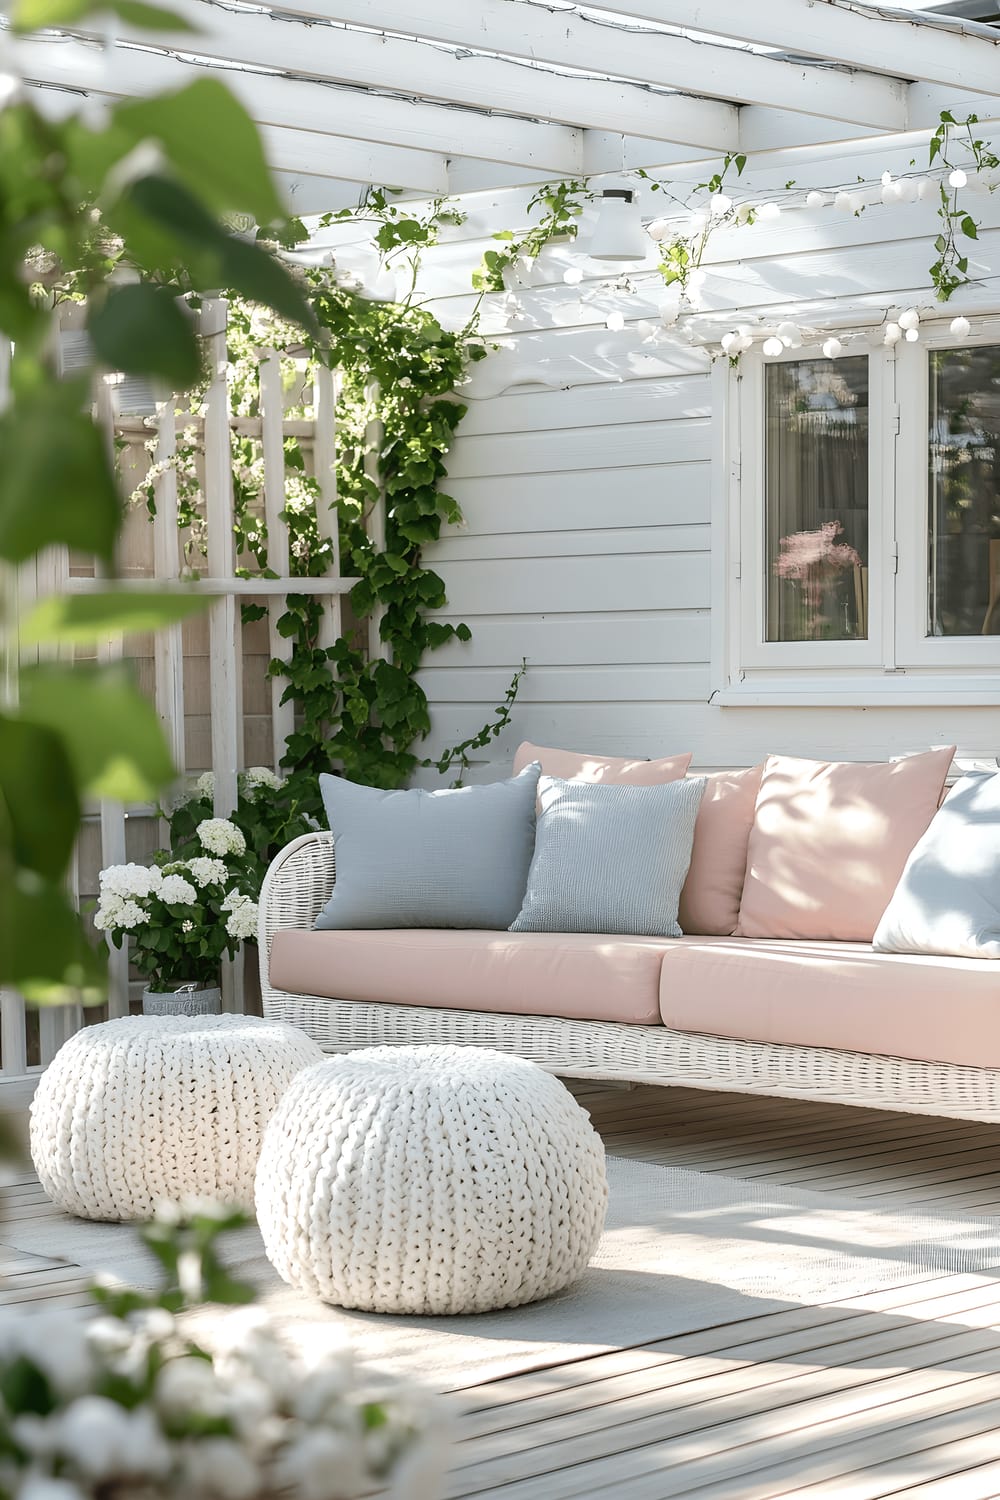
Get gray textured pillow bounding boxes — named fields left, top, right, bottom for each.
left=509, top=774, right=706, bottom=937
left=314, top=764, right=540, bottom=930
left=873, top=772, right=1000, bottom=959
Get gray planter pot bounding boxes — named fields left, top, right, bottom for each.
left=142, top=983, right=222, bottom=1018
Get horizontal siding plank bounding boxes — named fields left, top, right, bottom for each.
left=429, top=524, right=707, bottom=564
left=447, top=420, right=709, bottom=478
left=446, top=463, right=709, bottom=534
left=417, top=663, right=712, bottom=704
left=425, top=611, right=711, bottom=667
left=436, top=553, right=709, bottom=614
left=456, top=376, right=711, bottom=436
left=420, top=703, right=1000, bottom=768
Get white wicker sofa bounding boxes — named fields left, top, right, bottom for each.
left=259, top=831, right=1000, bottom=1125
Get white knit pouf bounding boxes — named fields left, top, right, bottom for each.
left=255, top=1045, right=608, bottom=1315
left=30, top=1014, right=323, bottom=1222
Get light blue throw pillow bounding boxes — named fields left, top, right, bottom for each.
left=873, top=771, right=1000, bottom=959
left=509, top=774, right=706, bottom=937
left=315, top=764, right=541, bottom=930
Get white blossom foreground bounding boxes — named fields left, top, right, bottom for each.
left=0, top=1206, right=450, bottom=1500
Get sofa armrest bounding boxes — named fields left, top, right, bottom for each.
left=258, top=832, right=335, bottom=984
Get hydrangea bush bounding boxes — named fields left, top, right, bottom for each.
left=164, top=769, right=320, bottom=902
left=0, top=1207, right=446, bottom=1500
left=95, top=820, right=258, bottom=991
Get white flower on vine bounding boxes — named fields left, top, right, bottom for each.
left=181, top=920, right=194, bottom=933
left=197, top=819, right=247, bottom=857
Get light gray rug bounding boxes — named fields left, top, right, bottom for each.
left=6, top=1157, right=1000, bottom=1392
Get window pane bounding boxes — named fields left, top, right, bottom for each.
left=765, top=357, right=869, bottom=643
left=928, top=346, right=1000, bottom=636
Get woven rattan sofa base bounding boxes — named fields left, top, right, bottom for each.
left=259, top=832, right=1000, bottom=1125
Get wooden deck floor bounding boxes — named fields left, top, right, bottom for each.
left=7, top=1083, right=1000, bottom=1498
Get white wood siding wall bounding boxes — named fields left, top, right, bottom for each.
left=412, top=134, right=1000, bottom=779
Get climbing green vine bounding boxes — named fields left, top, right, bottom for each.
left=928, top=111, right=999, bottom=301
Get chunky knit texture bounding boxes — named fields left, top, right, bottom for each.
left=255, top=1045, right=608, bottom=1315
left=30, top=1014, right=322, bottom=1222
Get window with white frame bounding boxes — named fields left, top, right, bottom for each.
left=714, top=322, right=1000, bottom=704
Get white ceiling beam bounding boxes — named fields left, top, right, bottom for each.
left=23, top=77, right=450, bottom=194
left=586, top=0, right=1000, bottom=100
left=68, top=0, right=739, bottom=150
left=13, top=31, right=581, bottom=173
left=289, top=0, right=907, bottom=130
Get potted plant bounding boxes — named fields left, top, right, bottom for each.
left=95, top=819, right=259, bottom=1016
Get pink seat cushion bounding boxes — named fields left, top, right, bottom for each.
left=678, top=766, right=763, bottom=936
left=660, top=936, right=1000, bottom=1070
left=734, top=747, right=955, bottom=942
left=513, top=741, right=692, bottom=785
left=269, top=928, right=670, bottom=1025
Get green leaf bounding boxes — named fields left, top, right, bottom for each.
left=0, top=716, right=80, bottom=878
left=21, top=588, right=211, bottom=645
left=19, top=662, right=176, bottom=801
left=0, top=872, right=106, bottom=1005
left=961, top=214, right=979, bottom=239
left=0, top=377, right=120, bottom=564
left=109, top=80, right=285, bottom=225
left=125, top=176, right=317, bottom=333
left=89, top=284, right=202, bottom=387
left=11, top=0, right=195, bottom=30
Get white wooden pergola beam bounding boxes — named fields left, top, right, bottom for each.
left=23, top=77, right=450, bottom=193
left=70, top=0, right=740, bottom=150
left=586, top=0, right=1000, bottom=102
left=14, top=32, right=581, bottom=173
left=291, top=0, right=907, bottom=130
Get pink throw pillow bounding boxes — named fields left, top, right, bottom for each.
left=734, top=747, right=956, bottom=942
left=512, top=741, right=692, bottom=785
left=678, top=765, right=763, bottom=936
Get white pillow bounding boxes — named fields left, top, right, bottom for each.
left=873, top=772, right=1000, bottom=959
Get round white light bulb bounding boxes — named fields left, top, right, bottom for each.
left=805, top=190, right=825, bottom=209
left=735, top=202, right=755, bottom=225
left=898, top=307, right=920, bottom=331
left=881, top=170, right=893, bottom=187
left=605, top=310, right=626, bottom=332
left=905, top=327, right=920, bottom=342
left=762, top=336, right=784, bottom=357
left=646, top=217, right=670, bottom=241
left=883, top=322, right=902, bottom=346
left=776, top=320, right=802, bottom=348
left=562, top=266, right=584, bottom=285
left=822, top=337, right=844, bottom=359
left=881, top=181, right=902, bottom=204
left=720, top=331, right=738, bottom=354
left=949, top=168, right=968, bottom=189
left=659, top=299, right=680, bottom=327
left=758, top=202, right=781, bottom=221
left=710, top=193, right=732, bottom=217
left=950, top=315, right=971, bottom=339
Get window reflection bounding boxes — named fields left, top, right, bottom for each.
left=928, top=346, right=1000, bottom=636
left=765, top=357, right=869, bottom=642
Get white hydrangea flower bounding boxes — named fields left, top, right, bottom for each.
left=272, top=1428, right=365, bottom=1500
left=195, top=771, right=216, bottom=798
left=185, top=857, right=229, bottom=888
left=155, top=1357, right=229, bottom=1424
left=241, top=765, right=284, bottom=795
left=114, top=899, right=150, bottom=930
left=99, top=863, right=161, bottom=900
left=54, top=1396, right=169, bottom=1482
left=17, top=1479, right=86, bottom=1500
left=197, top=819, right=247, bottom=857
left=178, top=1436, right=259, bottom=1500
left=225, top=900, right=259, bottom=942
left=158, top=874, right=198, bottom=906
left=181, top=919, right=194, bottom=933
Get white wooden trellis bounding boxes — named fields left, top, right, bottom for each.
left=0, top=301, right=384, bottom=1098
